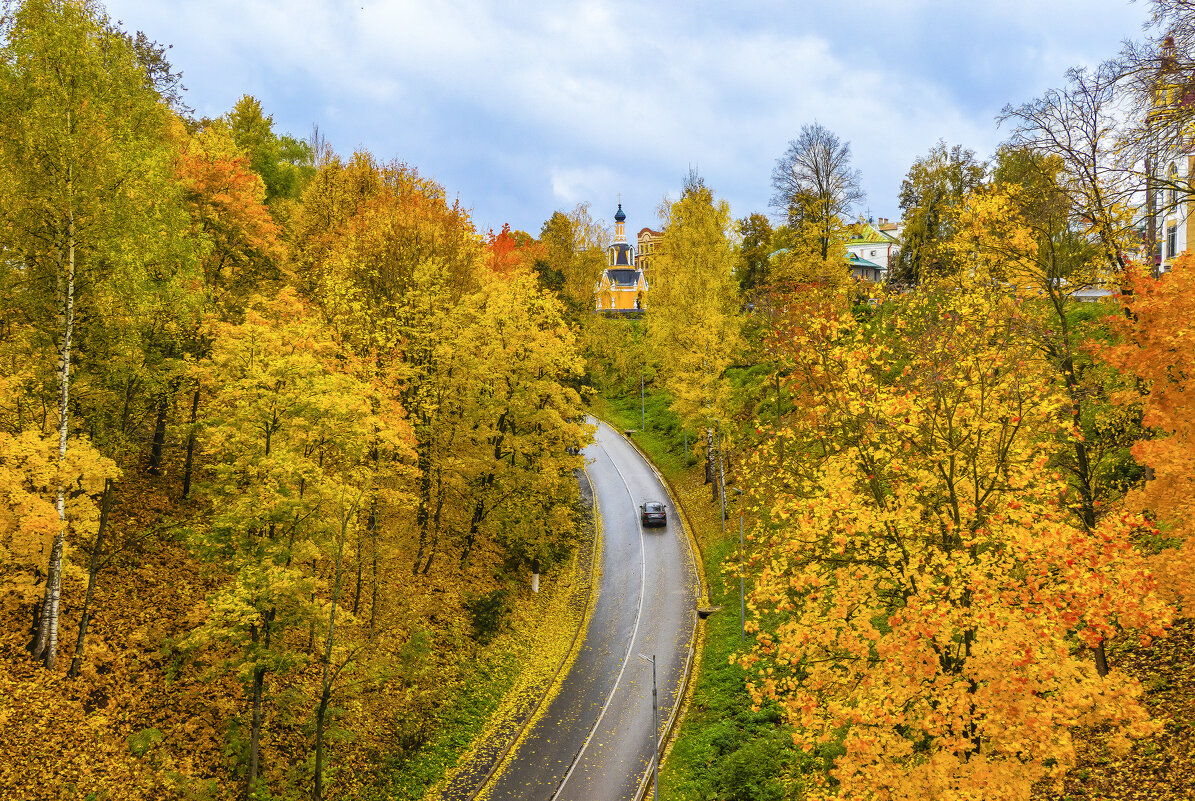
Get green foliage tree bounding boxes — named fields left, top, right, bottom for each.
left=225, top=94, right=315, bottom=217
left=735, top=212, right=774, bottom=294
left=890, top=140, right=985, bottom=285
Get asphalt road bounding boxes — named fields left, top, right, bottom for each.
left=485, top=419, right=699, bottom=801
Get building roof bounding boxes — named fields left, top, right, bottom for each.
left=638, top=227, right=662, bottom=237
left=848, top=220, right=898, bottom=244
left=847, top=253, right=883, bottom=270
left=614, top=203, right=626, bottom=223
left=605, top=268, right=642, bottom=287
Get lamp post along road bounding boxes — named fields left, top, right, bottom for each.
left=641, top=372, right=645, bottom=431
left=639, top=653, right=659, bottom=801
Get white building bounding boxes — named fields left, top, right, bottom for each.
left=844, top=217, right=901, bottom=280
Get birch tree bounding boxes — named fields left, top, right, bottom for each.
left=0, top=0, right=174, bottom=669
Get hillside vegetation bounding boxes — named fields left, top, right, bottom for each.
left=0, top=2, right=592, bottom=798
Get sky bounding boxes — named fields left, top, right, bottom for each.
left=102, top=0, right=1154, bottom=239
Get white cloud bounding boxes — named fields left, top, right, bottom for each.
left=550, top=165, right=616, bottom=206
left=102, top=0, right=1153, bottom=233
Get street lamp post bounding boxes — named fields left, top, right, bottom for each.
left=641, top=371, right=645, bottom=431
left=639, top=653, right=659, bottom=801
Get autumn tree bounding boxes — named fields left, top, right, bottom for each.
left=999, top=65, right=1136, bottom=275
left=770, top=122, right=865, bottom=261
left=0, top=0, right=180, bottom=669
left=952, top=151, right=1156, bottom=676
left=441, top=269, right=591, bottom=571
left=646, top=173, right=744, bottom=429
left=186, top=288, right=407, bottom=798
left=644, top=172, right=745, bottom=499
left=1103, top=253, right=1195, bottom=612
left=740, top=281, right=1171, bottom=799
left=890, top=140, right=985, bottom=286
left=535, top=203, right=609, bottom=318
left=292, top=153, right=487, bottom=580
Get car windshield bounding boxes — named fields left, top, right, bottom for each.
left=644, top=503, right=664, bottom=512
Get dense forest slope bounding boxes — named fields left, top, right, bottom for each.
left=0, top=2, right=593, bottom=798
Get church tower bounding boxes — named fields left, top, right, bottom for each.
left=607, top=203, right=635, bottom=267
left=594, top=201, right=649, bottom=313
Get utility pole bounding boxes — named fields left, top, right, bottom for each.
left=639, top=653, right=659, bottom=801
left=641, top=371, right=645, bottom=431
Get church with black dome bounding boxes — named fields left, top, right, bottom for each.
left=594, top=203, right=655, bottom=313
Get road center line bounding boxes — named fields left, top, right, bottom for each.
left=552, top=424, right=649, bottom=801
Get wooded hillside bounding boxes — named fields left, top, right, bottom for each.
left=0, top=2, right=593, bottom=798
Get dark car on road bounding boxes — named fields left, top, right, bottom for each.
left=640, top=501, right=667, bottom=527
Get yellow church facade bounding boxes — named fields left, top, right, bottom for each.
left=594, top=203, right=651, bottom=312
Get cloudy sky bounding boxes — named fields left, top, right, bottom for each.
left=103, top=0, right=1152, bottom=237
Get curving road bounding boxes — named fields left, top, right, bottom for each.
left=484, top=419, right=699, bottom=801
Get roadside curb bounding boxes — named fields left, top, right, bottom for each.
left=439, top=465, right=601, bottom=801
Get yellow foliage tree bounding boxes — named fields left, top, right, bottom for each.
left=645, top=174, right=744, bottom=432
left=740, top=281, right=1171, bottom=799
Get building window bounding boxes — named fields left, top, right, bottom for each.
left=870, top=250, right=876, bottom=257
left=1167, top=223, right=1178, bottom=259
left=1168, top=163, right=1178, bottom=211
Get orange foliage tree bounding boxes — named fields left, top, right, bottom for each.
left=739, top=281, right=1171, bottom=799
left=1103, top=253, right=1195, bottom=612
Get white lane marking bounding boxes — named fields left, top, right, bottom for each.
left=552, top=422, right=649, bottom=801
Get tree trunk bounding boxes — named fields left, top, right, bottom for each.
left=247, top=663, right=266, bottom=799
left=147, top=377, right=179, bottom=478
left=181, top=386, right=200, bottom=499
left=774, top=369, right=784, bottom=468
left=351, top=526, right=362, bottom=616
left=69, top=478, right=113, bottom=678
left=314, top=504, right=353, bottom=800
left=412, top=435, right=432, bottom=574
left=1094, top=640, right=1109, bottom=678
left=420, top=468, right=445, bottom=575
left=32, top=207, right=76, bottom=670
left=1146, top=154, right=1157, bottom=278
left=369, top=499, right=379, bottom=635
left=147, top=390, right=170, bottom=475
left=705, top=427, right=716, bottom=501
left=314, top=689, right=331, bottom=801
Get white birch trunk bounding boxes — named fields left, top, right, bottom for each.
left=32, top=204, right=74, bottom=670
